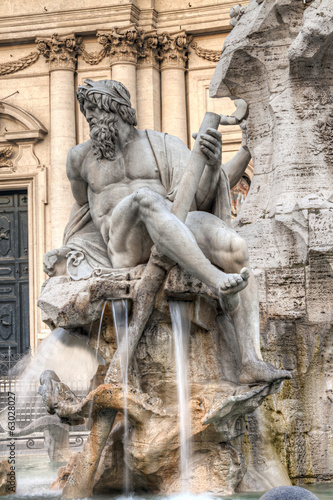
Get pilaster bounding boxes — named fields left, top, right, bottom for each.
left=36, top=34, right=79, bottom=248
left=137, top=30, right=161, bottom=131
left=97, top=26, right=143, bottom=109
left=159, top=31, right=191, bottom=144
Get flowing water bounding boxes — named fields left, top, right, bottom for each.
left=14, top=327, right=103, bottom=386
left=112, top=299, right=130, bottom=495
left=88, top=300, right=108, bottom=424
left=169, top=301, right=192, bottom=493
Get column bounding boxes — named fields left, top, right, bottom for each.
left=36, top=34, right=80, bottom=249
left=136, top=31, right=161, bottom=131
left=159, top=32, right=191, bottom=145
left=98, top=27, right=141, bottom=111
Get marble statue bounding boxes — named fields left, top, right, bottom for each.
left=38, top=78, right=292, bottom=498
left=44, top=78, right=290, bottom=386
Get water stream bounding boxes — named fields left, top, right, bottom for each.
left=112, top=299, right=130, bottom=495
left=88, top=300, right=108, bottom=424
left=169, top=300, right=192, bottom=493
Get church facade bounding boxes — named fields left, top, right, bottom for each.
left=0, top=0, right=250, bottom=354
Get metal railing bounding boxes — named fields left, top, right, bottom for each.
left=0, top=346, right=31, bottom=378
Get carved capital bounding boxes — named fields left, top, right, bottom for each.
left=36, top=34, right=81, bottom=71
left=158, top=31, right=192, bottom=69
left=137, top=31, right=160, bottom=69
left=97, top=25, right=143, bottom=66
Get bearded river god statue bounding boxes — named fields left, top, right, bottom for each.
left=38, top=79, right=291, bottom=498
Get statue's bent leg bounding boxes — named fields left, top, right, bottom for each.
left=186, top=211, right=291, bottom=385
left=108, top=187, right=248, bottom=299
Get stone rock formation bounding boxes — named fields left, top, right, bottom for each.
left=39, top=267, right=286, bottom=497
left=210, top=0, right=333, bottom=489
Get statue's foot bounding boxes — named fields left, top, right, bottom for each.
left=239, top=359, right=292, bottom=385
left=217, top=267, right=250, bottom=311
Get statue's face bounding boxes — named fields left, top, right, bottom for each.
left=82, top=97, right=119, bottom=162
left=83, top=100, right=107, bottom=130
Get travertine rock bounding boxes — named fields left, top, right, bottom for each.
left=39, top=272, right=286, bottom=496
left=0, top=461, right=15, bottom=496
left=210, top=0, right=333, bottom=487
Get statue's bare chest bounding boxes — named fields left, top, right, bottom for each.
left=81, top=140, right=160, bottom=191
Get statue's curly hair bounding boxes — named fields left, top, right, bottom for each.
left=77, top=80, right=137, bottom=127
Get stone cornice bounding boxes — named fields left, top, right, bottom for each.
left=0, top=3, right=239, bottom=45
left=0, top=5, right=140, bottom=44
left=36, top=33, right=81, bottom=71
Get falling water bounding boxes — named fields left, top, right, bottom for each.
left=14, top=327, right=103, bottom=386
left=169, top=300, right=192, bottom=493
left=112, top=299, right=130, bottom=495
left=88, top=300, right=108, bottom=424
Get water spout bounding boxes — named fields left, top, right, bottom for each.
left=169, top=300, right=192, bottom=493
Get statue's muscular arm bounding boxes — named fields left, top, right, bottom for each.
left=66, top=142, right=90, bottom=206
left=223, top=146, right=251, bottom=189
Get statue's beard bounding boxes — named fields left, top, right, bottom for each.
left=89, top=114, right=119, bottom=161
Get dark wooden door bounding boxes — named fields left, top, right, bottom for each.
left=0, top=191, right=29, bottom=356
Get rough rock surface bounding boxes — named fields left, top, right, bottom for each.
left=210, top=0, right=333, bottom=488
left=39, top=268, right=287, bottom=496
left=0, top=461, right=15, bottom=496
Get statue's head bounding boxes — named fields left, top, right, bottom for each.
left=77, top=79, right=137, bottom=161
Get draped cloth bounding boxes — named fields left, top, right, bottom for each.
left=63, top=129, right=232, bottom=277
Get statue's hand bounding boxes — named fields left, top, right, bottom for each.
left=43, top=246, right=70, bottom=277
left=193, top=128, right=222, bottom=169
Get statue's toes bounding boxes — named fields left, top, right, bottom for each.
left=240, top=267, right=250, bottom=280
left=228, top=277, right=237, bottom=287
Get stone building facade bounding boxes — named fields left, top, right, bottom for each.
left=0, top=0, right=252, bottom=355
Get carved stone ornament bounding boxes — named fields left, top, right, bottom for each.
left=191, top=41, right=221, bottom=63
left=158, top=31, right=192, bottom=69
left=0, top=147, right=13, bottom=169
left=0, top=51, right=40, bottom=77
left=36, top=34, right=81, bottom=70
left=80, top=45, right=107, bottom=66
left=97, top=25, right=144, bottom=65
